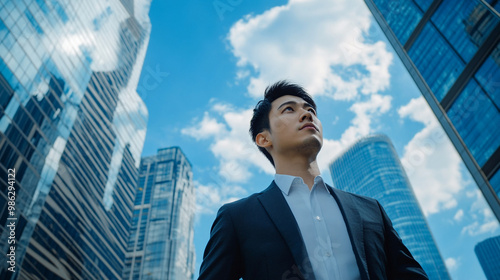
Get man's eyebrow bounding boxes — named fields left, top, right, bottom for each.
left=277, top=100, right=297, bottom=110
left=277, top=100, right=315, bottom=110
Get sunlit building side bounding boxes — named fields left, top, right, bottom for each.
left=363, top=0, right=500, bottom=220
left=124, top=147, right=196, bottom=280
left=329, top=134, right=450, bottom=280
left=0, top=0, right=151, bottom=278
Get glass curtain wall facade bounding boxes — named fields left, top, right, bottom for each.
left=329, top=134, right=450, bottom=280
left=363, top=0, right=500, bottom=220
left=124, top=147, right=196, bottom=280
left=475, top=235, right=500, bottom=280
left=0, top=0, right=151, bottom=279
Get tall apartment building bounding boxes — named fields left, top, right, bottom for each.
left=0, top=1, right=151, bottom=278
left=475, top=235, right=500, bottom=280
left=124, top=147, right=196, bottom=280
left=329, top=134, right=450, bottom=279
left=363, top=0, right=500, bottom=220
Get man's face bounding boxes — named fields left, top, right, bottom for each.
left=265, top=95, right=323, bottom=157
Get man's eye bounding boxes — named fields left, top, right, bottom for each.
left=308, top=108, right=316, bottom=114
left=284, top=107, right=294, bottom=112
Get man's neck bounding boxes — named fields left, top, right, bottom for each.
left=274, top=157, right=320, bottom=190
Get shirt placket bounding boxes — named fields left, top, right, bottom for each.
left=310, top=185, right=341, bottom=279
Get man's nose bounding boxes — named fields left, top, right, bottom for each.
left=300, top=109, right=313, bottom=122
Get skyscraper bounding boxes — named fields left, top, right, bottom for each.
left=329, top=134, right=450, bottom=280
left=124, top=147, right=196, bottom=280
left=475, top=235, right=500, bottom=280
left=362, top=0, right=500, bottom=220
left=0, top=0, right=151, bottom=278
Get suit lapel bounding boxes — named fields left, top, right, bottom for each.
left=327, top=185, right=370, bottom=280
left=258, top=182, right=314, bottom=279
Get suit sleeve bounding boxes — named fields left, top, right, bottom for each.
left=378, top=201, right=429, bottom=280
left=198, top=204, right=243, bottom=280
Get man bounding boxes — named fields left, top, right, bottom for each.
left=199, top=81, right=428, bottom=280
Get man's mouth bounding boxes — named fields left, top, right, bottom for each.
left=300, top=123, right=318, bottom=131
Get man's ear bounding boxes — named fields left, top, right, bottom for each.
left=255, top=131, right=272, bottom=148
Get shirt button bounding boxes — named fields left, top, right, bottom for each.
left=326, top=252, right=331, bottom=257
left=315, top=216, right=321, bottom=221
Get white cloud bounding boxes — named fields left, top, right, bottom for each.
left=454, top=209, right=464, bottom=222
left=461, top=190, right=500, bottom=236
left=196, top=182, right=247, bottom=215
left=340, top=93, right=391, bottom=144
left=461, top=221, right=499, bottom=236
left=228, top=0, right=393, bottom=100
left=470, top=190, right=496, bottom=219
left=398, top=97, right=465, bottom=216
left=445, top=257, right=459, bottom=272
left=182, top=112, right=229, bottom=140
left=397, top=97, right=435, bottom=126
left=182, top=105, right=274, bottom=183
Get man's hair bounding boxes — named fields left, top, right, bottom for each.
left=249, top=80, right=316, bottom=166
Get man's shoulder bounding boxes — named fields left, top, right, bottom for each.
left=218, top=182, right=276, bottom=213
left=221, top=192, right=262, bottom=209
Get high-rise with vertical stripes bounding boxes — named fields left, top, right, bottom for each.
left=329, top=134, right=450, bottom=280
left=362, top=0, right=500, bottom=220
left=124, top=147, right=196, bottom=280
left=475, top=235, right=500, bottom=280
left=0, top=0, right=151, bottom=278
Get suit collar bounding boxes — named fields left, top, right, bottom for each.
left=327, top=185, right=369, bottom=280
left=257, top=182, right=369, bottom=280
left=274, top=174, right=328, bottom=196
left=258, top=181, right=315, bottom=279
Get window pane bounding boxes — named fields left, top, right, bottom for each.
left=447, top=79, right=500, bottom=166
left=431, top=0, right=499, bottom=62
left=475, top=42, right=500, bottom=109
left=409, top=23, right=465, bottom=101
left=372, top=0, right=423, bottom=44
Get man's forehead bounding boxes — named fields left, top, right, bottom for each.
left=271, top=95, right=310, bottom=108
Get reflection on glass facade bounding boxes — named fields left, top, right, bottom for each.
left=475, top=235, right=500, bottom=280
left=124, top=147, right=196, bottom=280
left=370, top=0, right=424, bottom=44
left=0, top=0, right=151, bottom=279
left=447, top=79, right=500, bottom=167
left=329, top=135, right=450, bottom=280
left=408, top=22, right=465, bottom=101
left=364, top=0, right=500, bottom=220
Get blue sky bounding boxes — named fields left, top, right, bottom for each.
left=138, top=0, right=499, bottom=279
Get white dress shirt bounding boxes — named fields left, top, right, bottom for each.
left=274, top=174, right=361, bottom=280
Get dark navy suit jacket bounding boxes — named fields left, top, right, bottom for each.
left=199, top=181, right=428, bottom=280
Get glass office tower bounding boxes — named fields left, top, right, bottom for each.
left=363, top=0, right=500, bottom=220
left=475, top=235, right=500, bottom=280
left=329, top=134, right=450, bottom=280
left=0, top=0, right=151, bottom=279
left=124, top=147, right=196, bottom=280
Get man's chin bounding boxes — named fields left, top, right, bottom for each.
left=298, top=138, right=322, bottom=155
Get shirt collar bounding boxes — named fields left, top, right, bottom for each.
left=274, top=174, right=326, bottom=196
